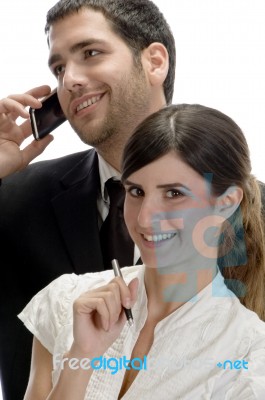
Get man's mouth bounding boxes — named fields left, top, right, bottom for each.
left=143, top=233, right=177, bottom=243
left=76, top=94, right=103, bottom=112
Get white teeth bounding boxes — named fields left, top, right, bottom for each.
left=76, top=95, right=101, bottom=112
left=144, top=233, right=176, bottom=242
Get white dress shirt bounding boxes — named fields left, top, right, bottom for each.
left=18, top=265, right=265, bottom=399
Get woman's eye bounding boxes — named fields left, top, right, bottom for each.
left=128, top=187, right=144, bottom=197
left=166, top=189, right=184, bottom=198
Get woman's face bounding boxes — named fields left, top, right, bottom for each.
left=123, top=151, right=223, bottom=271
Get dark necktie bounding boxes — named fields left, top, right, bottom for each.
left=100, top=178, right=134, bottom=270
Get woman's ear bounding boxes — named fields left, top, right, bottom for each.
left=141, top=42, right=169, bottom=88
left=215, top=186, right=243, bottom=219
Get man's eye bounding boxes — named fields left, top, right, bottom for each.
left=84, top=49, right=101, bottom=58
left=166, top=189, right=184, bottom=198
left=128, top=187, right=144, bottom=197
left=53, top=65, right=65, bottom=77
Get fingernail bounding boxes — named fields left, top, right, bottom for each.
left=104, top=320, right=109, bottom=332
left=125, top=298, right=131, bottom=308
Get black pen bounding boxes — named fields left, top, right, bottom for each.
left=111, top=259, right=134, bottom=327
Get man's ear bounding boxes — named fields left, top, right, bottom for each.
left=215, top=186, right=243, bottom=219
left=141, top=42, right=169, bottom=87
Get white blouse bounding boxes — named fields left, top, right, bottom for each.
left=18, top=265, right=265, bottom=399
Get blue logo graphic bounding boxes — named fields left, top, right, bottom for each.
left=53, top=354, right=147, bottom=375
left=150, top=174, right=247, bottom=303
left=216, top=359, right=248, bottom=370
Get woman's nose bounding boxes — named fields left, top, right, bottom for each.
left=137, top=198, right=161, bottom=230
left=138, top=199, right=184, bottom=233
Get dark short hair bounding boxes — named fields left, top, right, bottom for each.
left=45, top=0, right=176, bottom=104
left=121, top=104, right=251, bottom=196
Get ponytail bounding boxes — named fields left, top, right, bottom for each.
left=221, top=177, right=265, bottom=320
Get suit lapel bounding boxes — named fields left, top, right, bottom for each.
left=51, top=150, right=104, bottom=273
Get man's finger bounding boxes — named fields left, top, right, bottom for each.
left=25, top=85, right=51, bottom=98
left=20, top=135, right=54, bottom=168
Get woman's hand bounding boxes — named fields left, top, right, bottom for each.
left=0, top=85, right=54, bottom=179
left=70, top=277, right=139, bottom=359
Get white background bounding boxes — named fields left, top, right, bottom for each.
left=0, top=0, right=264, bottom=397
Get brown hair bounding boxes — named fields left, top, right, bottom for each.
left=122, top=104, right=265, bottom=319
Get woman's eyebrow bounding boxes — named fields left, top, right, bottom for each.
left=123, top=179, right=142, bottom=188
left=156, top=183, right=191, bottom=191
left=123, top=180, right=192, bottom=192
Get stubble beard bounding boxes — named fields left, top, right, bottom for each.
left=69, top=65, right=150, bottom=148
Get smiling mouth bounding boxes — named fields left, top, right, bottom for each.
left=76, top=94, right=103, bottom=112
left=143, top=233, right=177, bottom=243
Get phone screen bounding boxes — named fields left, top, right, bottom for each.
left=30, top=90, right=66, bottom=140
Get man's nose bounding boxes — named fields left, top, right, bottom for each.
left=63, top=62, right=89, bottom=92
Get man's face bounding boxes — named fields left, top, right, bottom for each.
left=48, top=8, right=151, bottom=147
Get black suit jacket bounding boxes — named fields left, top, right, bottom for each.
left=0, top=149, right=105, bottom=400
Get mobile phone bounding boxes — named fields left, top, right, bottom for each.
left=29, top=89, right=66, bottom=140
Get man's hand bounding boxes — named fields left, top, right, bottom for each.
left=0, top=85, right=54, bottom=179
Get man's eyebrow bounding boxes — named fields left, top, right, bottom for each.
left=48, top=39, right=107, bottom=67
